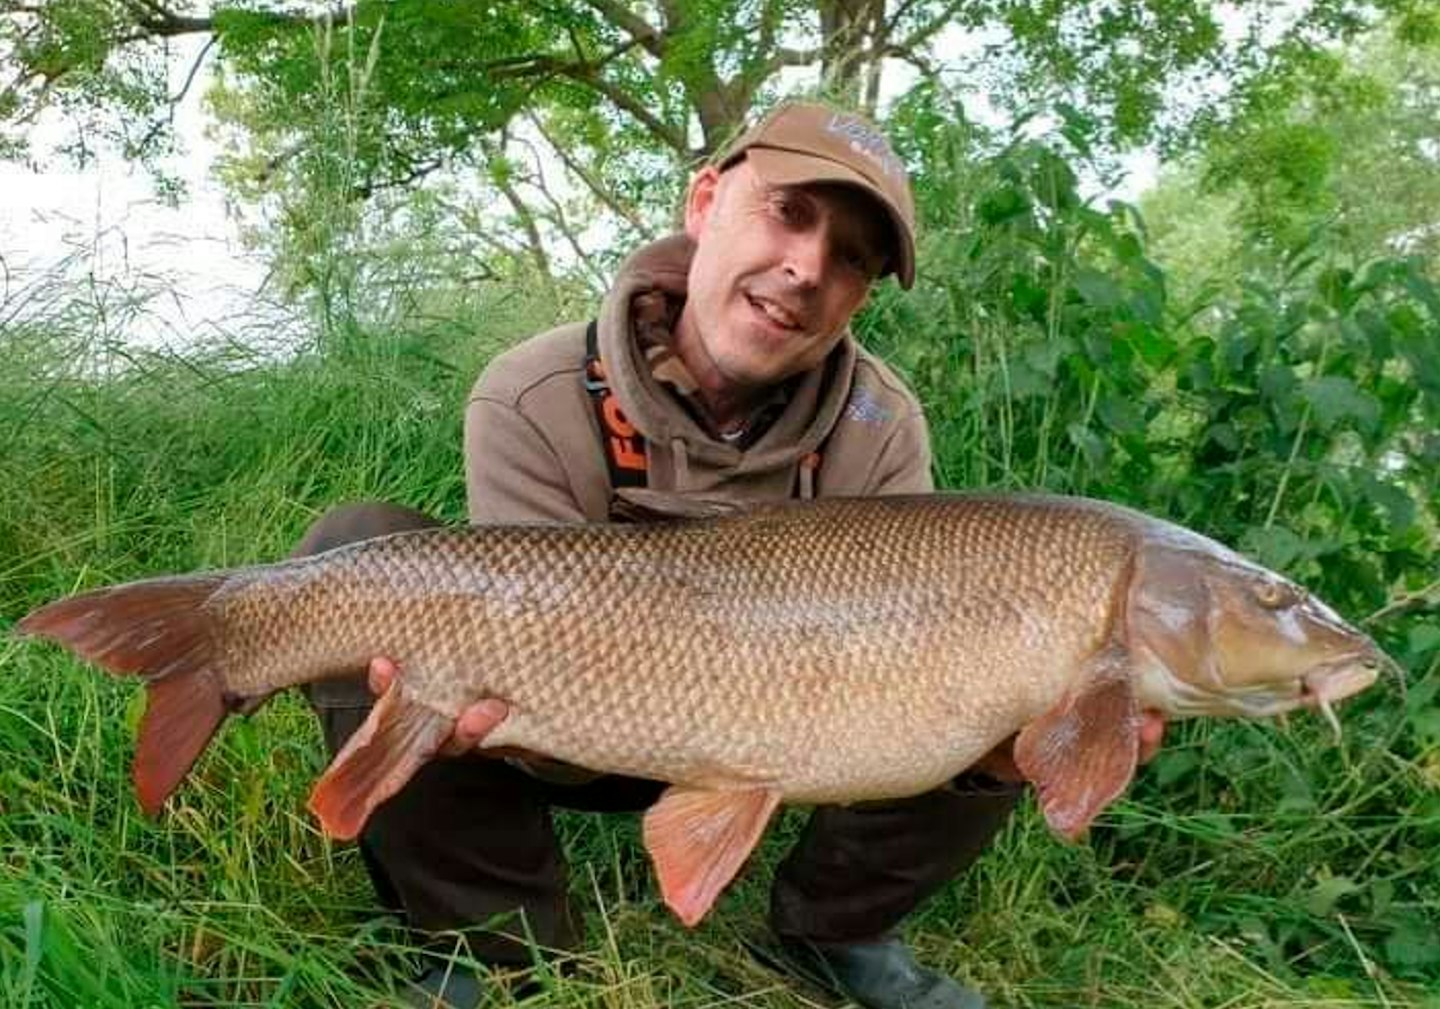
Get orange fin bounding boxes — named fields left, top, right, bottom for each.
left=18, top=575, right=226, bottom=677
left=134, top=667, right=230, bottom=814
left=18, top=574, right=238, bottom=815
left=307, top=686, right=457, bottom=841
left=642, top=786, right=781, bottom=927
left=1014, top=645, right=1139, bottom=841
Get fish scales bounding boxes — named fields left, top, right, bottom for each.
left=209, top=496, right=1136, bottom=802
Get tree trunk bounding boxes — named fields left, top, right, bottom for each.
left=819, top=0, right=883, bottom=107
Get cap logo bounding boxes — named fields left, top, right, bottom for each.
left=824, top=114, right=903, bottom=179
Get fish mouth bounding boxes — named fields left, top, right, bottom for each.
left=1294, top=654, right=1384, bottom=738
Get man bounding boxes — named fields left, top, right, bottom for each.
left=299, top=101, right=1162, bottom=1009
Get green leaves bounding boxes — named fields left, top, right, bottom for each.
left=1385, top=917, right=1440, bottom=971
left=1300, top=874, right=1362, bottom=917
left=1302, top=375, right=1379, bottom=431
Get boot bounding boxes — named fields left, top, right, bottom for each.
left=765, top=935, right=986, bottom=1009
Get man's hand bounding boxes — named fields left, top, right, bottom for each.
left=367, top=657, right=509, bottom=757
left=1138, top=710, right=1166, bottom=764
left=970, top=709, right=1167, bottom=784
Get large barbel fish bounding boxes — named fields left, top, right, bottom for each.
left=18, top=492, right=1387, bottom=925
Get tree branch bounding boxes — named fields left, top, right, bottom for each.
left=560, top=63, right=689, bottom=155
left=754, top=0, right=784, bottom=62
left=863, top=0, right=884, bottom=115
left=111, top=0, right=361, bottom=42
left=879, top=0, right=924, bottom=42
left=169, top=33, right=217, bottom=104
left=894, top=0, right=969, bottom=55
left=581, top=0, right=665, bottom=58
left=882, top=42, right=937, bottom=79
left=120, top=0, right=216, bottom=36
left=768, top=45, right=823, bottom=72
left=349, top=156, right=446, bottom=201
left=512, top=136, right=609, bottom=291
left=528, top=112, right=655, bottom=237
left=482, top=137, right=551, bottom=278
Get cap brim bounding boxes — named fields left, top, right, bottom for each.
left=745, top=147, right=915, bottom=289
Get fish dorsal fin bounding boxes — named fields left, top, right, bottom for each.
left=1014, top=645, right=1140, bottom=840
left=610, top=489, right=752, bottom=523
left=642, top=785, right=781, bottom=926
left=309, top=684, right=482, bottom=840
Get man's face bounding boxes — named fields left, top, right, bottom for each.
left=679, top=159, right=893, bottom=391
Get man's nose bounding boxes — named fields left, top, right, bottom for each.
left=782, top=229, right=828, bottom=287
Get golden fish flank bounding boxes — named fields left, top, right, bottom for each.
left=17, top=491, right=1386, bottom=927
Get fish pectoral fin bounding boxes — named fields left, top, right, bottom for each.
left=1014, top=645, right=1140, bottom=842
left=610, top=489, right=753, bottom=523
left=307, top=685, right=468, bottom=841
left=642, top=785, right=782, bottom=927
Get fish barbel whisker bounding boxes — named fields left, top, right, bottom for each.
left=1317, top=695, right=1343, bottom=742
left=1300, top=654, right=1386, bottom=742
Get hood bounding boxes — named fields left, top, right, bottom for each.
left=597, top=234, right=858, bottom=475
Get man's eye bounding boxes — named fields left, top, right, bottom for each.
left=843, top=248, right=876, bottom=275
left=771, top=193, right=814, bottom=226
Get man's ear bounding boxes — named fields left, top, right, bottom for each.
left=684, top=166, right=723, bottom=240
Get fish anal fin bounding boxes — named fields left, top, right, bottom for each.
left=307, top=686, right=461, bottom=841
left=1014, top=645, right=1139, bottom=841
left=610, top=489, right=751, bottom=523
left=642, top=786, right=781, bottom=927
left=135, top=665, right=230, bottom=815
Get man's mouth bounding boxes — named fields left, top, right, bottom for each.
left=746, top=293, right=803, bottom=332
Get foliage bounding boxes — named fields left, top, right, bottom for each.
left=2, top=0, right=1430, bottom=286
left=1143, top=21, right=1440, bottom=299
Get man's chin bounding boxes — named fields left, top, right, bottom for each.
left=703, top=337, right=782, bottom=384
left=713, top=360, right=786, bottom=391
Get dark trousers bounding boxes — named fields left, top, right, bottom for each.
left=297, top=503, right=1021, bottom=965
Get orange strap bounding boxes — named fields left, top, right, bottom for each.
left=584, top=320, right=648, bottom=488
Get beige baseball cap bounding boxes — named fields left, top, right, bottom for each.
left=718, top=101, right=917, bottom=288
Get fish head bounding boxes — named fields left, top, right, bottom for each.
left=1129, top=536, right=1385, bottom=732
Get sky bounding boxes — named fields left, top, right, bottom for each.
left=0, top=29, right=1162, bottom=349
left=0, top=35, right=280, bottom=349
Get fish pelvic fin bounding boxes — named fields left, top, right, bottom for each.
left=642, top=785, right=781, bottom=927
left=18, top=575, right=233, bottom=815
left=1014, top=644, right=1140, bottom=841
left=307, top=685, right=459, bottom=841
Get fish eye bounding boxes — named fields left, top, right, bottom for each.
left=1252, top=580, right=1300, bottom=610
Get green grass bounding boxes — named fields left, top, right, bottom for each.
left=1, top=275, right=1437, bottom=1008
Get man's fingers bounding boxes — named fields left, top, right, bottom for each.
left=365, top=658, right=507, bottom=757
left=368, top=656, right=400, bottom=695
left=1138, top=710, right=1165, bottom=764
left=441, top=699, right=511, bottom=757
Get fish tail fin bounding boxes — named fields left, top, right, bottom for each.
left=19, top=575, right=232, bottom=814
left=307, top=686, right=454, bottom=841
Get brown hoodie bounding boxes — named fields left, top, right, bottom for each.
left=464, top=234, right=932, bottom=523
